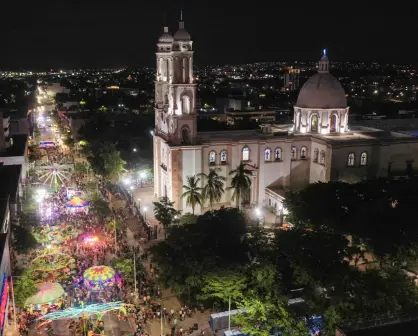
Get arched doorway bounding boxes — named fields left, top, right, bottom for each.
left=311, top=114, right=318, bottom=132
left=330, top=114, right=337, bottom=132
left=181, top=127, right=190, bottom=144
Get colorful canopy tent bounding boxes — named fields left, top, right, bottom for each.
left=83, top=266, right=116, bottom=282
left=25, top=282, right=65, bottom=306
left=65, top=197, right=88, bottom=208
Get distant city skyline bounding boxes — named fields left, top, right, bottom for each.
left=1, top=1, right=413, bottom=69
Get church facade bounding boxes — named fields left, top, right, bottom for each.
left=153, top=21, right=418, bottom=215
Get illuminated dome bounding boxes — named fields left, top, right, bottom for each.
left=296, top=55, right=347, bottom=109
left=158, top=27, right=174, bottom=43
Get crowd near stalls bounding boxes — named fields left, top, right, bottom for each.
left=10, top=177, right=177, bottom=336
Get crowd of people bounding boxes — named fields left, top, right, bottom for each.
left=12, top=147, right=202, bottom=336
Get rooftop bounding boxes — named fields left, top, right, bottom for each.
left=0, top=164, right=21, bottom=202
left=0, top=134, right=28, bottom=157
left=194, top=124, right=418, bottom=145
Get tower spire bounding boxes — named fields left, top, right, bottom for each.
left=179, top=9, right=185, bottom=29
left=318, top=48, right=329, bottom=73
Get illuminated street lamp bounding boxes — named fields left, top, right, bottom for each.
left=254, top=207, right=264, bottom=227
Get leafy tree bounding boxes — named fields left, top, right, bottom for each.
left=89, top=193, right=110, bottom=223
left=275, top=228, right=351, bottom=288
left=150, top=207, right=248, bottom=300
left=153, top=196, right=181, bottom=239
left=198, top=168, right=226, bottom=209
left=179, top=213, right=198, bottom=226
left=100, top=143, right=127, bottom=183
left=331, top=268, right=418, bottom=321
left=12, top=225, right=37, bottom=253
left=14, top=270, right=38, bottom=308
left=63, top=135, right=74, bottom=148
left=113, top=258, right=134, bottom=283
left=199, top=270, right=246, bottom=305
left=284, top=179, right=418, bottom=263
left=229, top=163, right=252, bottom=209
left=74, top=162, right=88, bottom=173
left=106, top=219, right=122, bottom=232
left=181, top=175, right=202, bottom=214
left=234, top=294, right=308, bottom=336
left=322, top=306, right=341, bottom=336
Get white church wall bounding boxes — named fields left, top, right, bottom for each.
left=201, top=144, right=232, bottom=205
left=181, top=147, right=202, bottom=214
left=309, top=141, right=328, bottom=183
left=381, top=142, right=418, bottom=172
left=331, top=144, right=377, bottom=182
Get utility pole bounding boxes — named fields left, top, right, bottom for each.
left=114, top=216, right=117, bottom=252
left=228, top=296, right=231, bottom=331
left=133, top=249, right=137, bottom=295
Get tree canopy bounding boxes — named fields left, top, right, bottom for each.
left=14, top=270, right=38, bottom=308
left=12, top=225, right=38, bottom=253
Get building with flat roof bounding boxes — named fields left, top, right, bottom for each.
left=153, top=25, right=418, bottom=215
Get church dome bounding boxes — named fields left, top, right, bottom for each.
left=174, top=21, right=191, bottom=41
left=296, top=54, right=347, bottom=109
left=174, top=28, right=191, bottom=41
left=158, top=27, right=174, bottom=43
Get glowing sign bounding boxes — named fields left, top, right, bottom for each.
left=107, top=86, right=120, bottom=90
left=0, top=274, right=8, bottom=329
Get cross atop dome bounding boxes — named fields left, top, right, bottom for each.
left=318, top=49, right=329, bottom=73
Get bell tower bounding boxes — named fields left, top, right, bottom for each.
left=154, top=16, right=197, bottom=145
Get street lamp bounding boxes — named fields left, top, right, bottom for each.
left=139, top=171, right=147, bottom=187
left=133, top=148, right=137, bottom=152
left=255, top=208, right=263, bottom=227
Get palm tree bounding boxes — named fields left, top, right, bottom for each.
left=229, top=163, right=252, bottom=209
left=181, top=175, right=203, bottom=215
left=198, top=168, right=226, bottom=209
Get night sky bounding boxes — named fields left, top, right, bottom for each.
left=1, top=1, right=413, bottom=69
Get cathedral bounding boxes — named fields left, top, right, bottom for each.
left=153, top=20, right=418, bottom=216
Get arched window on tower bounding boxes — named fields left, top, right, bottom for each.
left=291, top=147, right=297, bottom=160
left=360, top=152, right=367, bottom=166
left=181, top=127, right=190, bottom=144
left=311, top=115, right=318, bottom=132
left=220, top=150, right=227, bottom=164
left=348, top=153, right=355, bottom=166
left=313, top=148, right=319, bottom=162
left=330, top=114, right=337, bottom=133
left=209, top=151, right=216, bottom=165
left=300, top=146, right=307, bottom=159
left=264, top=148, right=271, bottom=161
left=182, top=57, right=187, bottom=83
left=181, top=95, right=190, bottom=114
left=320, top=150, right=326, bottom=165
left=242, top=146, right=250, bottom=161
left=274, top=148, right=282, bottom=161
